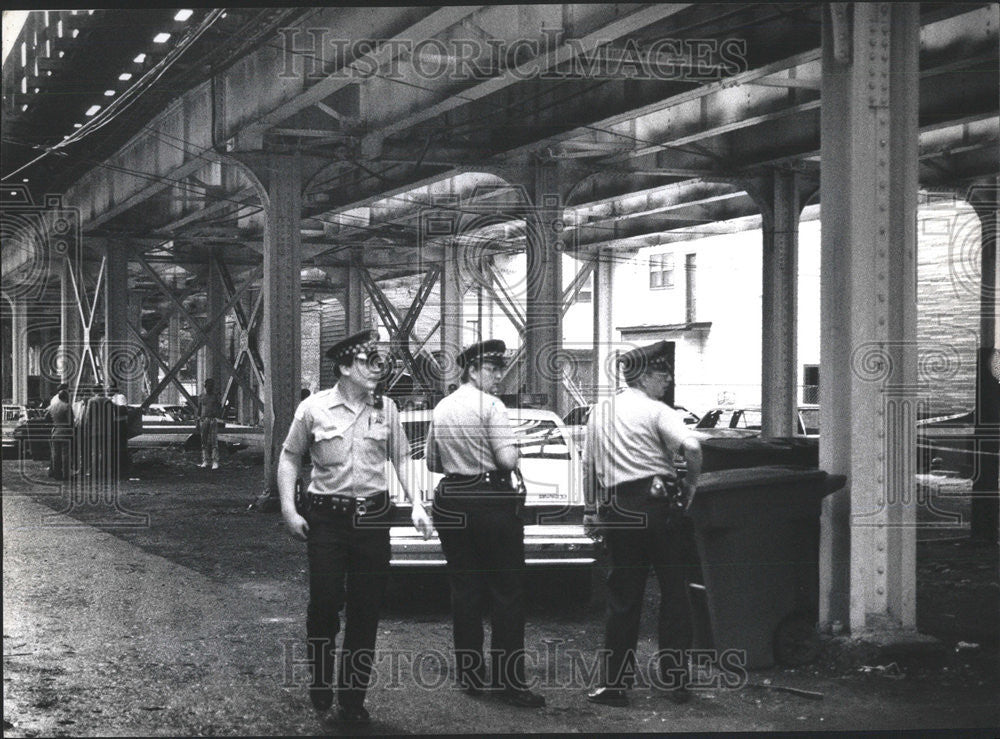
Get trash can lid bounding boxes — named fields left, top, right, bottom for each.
left=697, top=465, right=828, bottom=494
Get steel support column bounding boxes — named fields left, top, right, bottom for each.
left=104, top=241, right=136, bottom=394
left=525, top=157, right=564, bottom=413
left=59, top=257, right=84, bottom=389
left=440, top=242, right=464, bottom=391
left=127, top=291, right=144, bottom=403
left=592, top=249, right=616, bottom=397
left=969, top=181, right=1000, bottom=543
left=819, top=2, right=921, bottom=635
left=10, top=299, right=28, bottom=404
left=749, top=172, right=807, bottom=437
left=255, top=155, right=303, bottom=499
left=143, top=322, right=162, bottom=400
left=346, top=247, right=366, bottom=335
left=164, top=312, right=181, bottom=404
left=207, top=254, right=229, bottom=393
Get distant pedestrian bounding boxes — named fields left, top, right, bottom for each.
left=48, top=384, right=73, bottom=481
left=197, top=379, right=222, bottom=469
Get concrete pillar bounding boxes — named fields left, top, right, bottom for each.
left=592, top=248, right=615, bottom=397
left=260, top=155, right=303, bottom=496
left=207, top=254, right=229, bottom=394
left=526, top=157, right=564, bottom=413
left=441, top=242, right=464, bottom=390
left=752, top=171, right=804, bottom=437
left=968, top=182, right=999, bottom=543
left=819, top=2, right=921, bottom=635
left=103, top=241, right=135, bottom=395
left=11, top=299, right=29, bottom=404
left=346, top=247, right=366, bottom=335
left=60, top=257, right=82, bottom=388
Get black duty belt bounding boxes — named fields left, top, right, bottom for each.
left=600, top=474, right=687, bottom=513
left=441, top=470, right=512, bottom=490
left=301, top=491, right=388, bottom=516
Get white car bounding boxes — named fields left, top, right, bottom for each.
left=387, top=407, right=596, bottom=571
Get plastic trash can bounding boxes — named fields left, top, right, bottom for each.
left=687, top=465, right=846, bottom=669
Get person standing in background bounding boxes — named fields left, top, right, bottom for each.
left=48, top=383, right=73, bottom=481
left=197, top=378, right=222, bottom=469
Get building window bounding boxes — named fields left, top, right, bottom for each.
left=802, top=365, right=819, bottom=404
left=649, top=253, right=675, bottom=290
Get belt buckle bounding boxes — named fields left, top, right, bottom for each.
left=355, top=499, right=368, bottom=517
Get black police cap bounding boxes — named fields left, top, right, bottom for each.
left=325, top=329, right=379, bottom=363
left=457, top=339, right=507, bottom=369
left=618, top=340, right=673, bottom=379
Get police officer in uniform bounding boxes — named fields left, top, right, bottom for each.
left=424, top=339, right=545, bottom=708
left=583, top=341, right=704, bottom=707
left=278, top=330, right=433, bottom=724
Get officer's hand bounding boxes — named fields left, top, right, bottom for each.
left=681, top=480, right=697, bottom=512
left=583, top=512, right=601, bottom=541
left=282, top=509, right=309, bottom=541
left=411, top=503, right=434, bottom=540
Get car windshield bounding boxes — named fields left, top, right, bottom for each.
left=697, top=408, right=737, bottom=429
left=403, top=417, right=571, bottom=461
left=735, top=409, right=762, bottom=431
left=563, top=406, right=591, bottom=426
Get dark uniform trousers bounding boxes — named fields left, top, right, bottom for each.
left=305, top=505, right=391, bottom=711
left=433, top=490, right=527, bottom=691
left=598, top=480, right=695, bottom=688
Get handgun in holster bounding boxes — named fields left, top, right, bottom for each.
left=649, top=474, right=687, bottom=514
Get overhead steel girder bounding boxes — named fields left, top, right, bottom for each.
left=62, top=4, right=988, bottom=250
left=63, top=6, right=475, bottom=231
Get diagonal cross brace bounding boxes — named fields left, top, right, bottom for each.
left=137, top=256, right=263, bottom=406
left=125, top=318, right=198, bottom=409
left=215, top=259, right=266, bottom=379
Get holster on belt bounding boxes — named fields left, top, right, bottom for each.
left=648, top=474, right=687, bottom=513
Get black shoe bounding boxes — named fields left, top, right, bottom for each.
left=309, top=686, right=333, bottom=711
left=337, top=705, right=371, bottom=724
left=587, top=686, right=629, bottom=707
left=500, top=688, right=545, bottom=708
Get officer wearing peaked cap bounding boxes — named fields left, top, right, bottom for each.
left=424, top=339, right=546, bottom=708
left=278, top=329, right=433, bottom=724
left=583, top=340, right=704, bottom=708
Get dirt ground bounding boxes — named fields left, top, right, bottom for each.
left=3, top=451, right=998, bottom=736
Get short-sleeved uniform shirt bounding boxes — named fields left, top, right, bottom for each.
left=584, top=387, right=696, bottom=488
left=282, top=383, right=409, bottom=498
left=425, top=384, right=517, bottom=476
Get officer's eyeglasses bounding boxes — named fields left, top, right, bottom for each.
left=355, top=353, right=385, bottom=373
